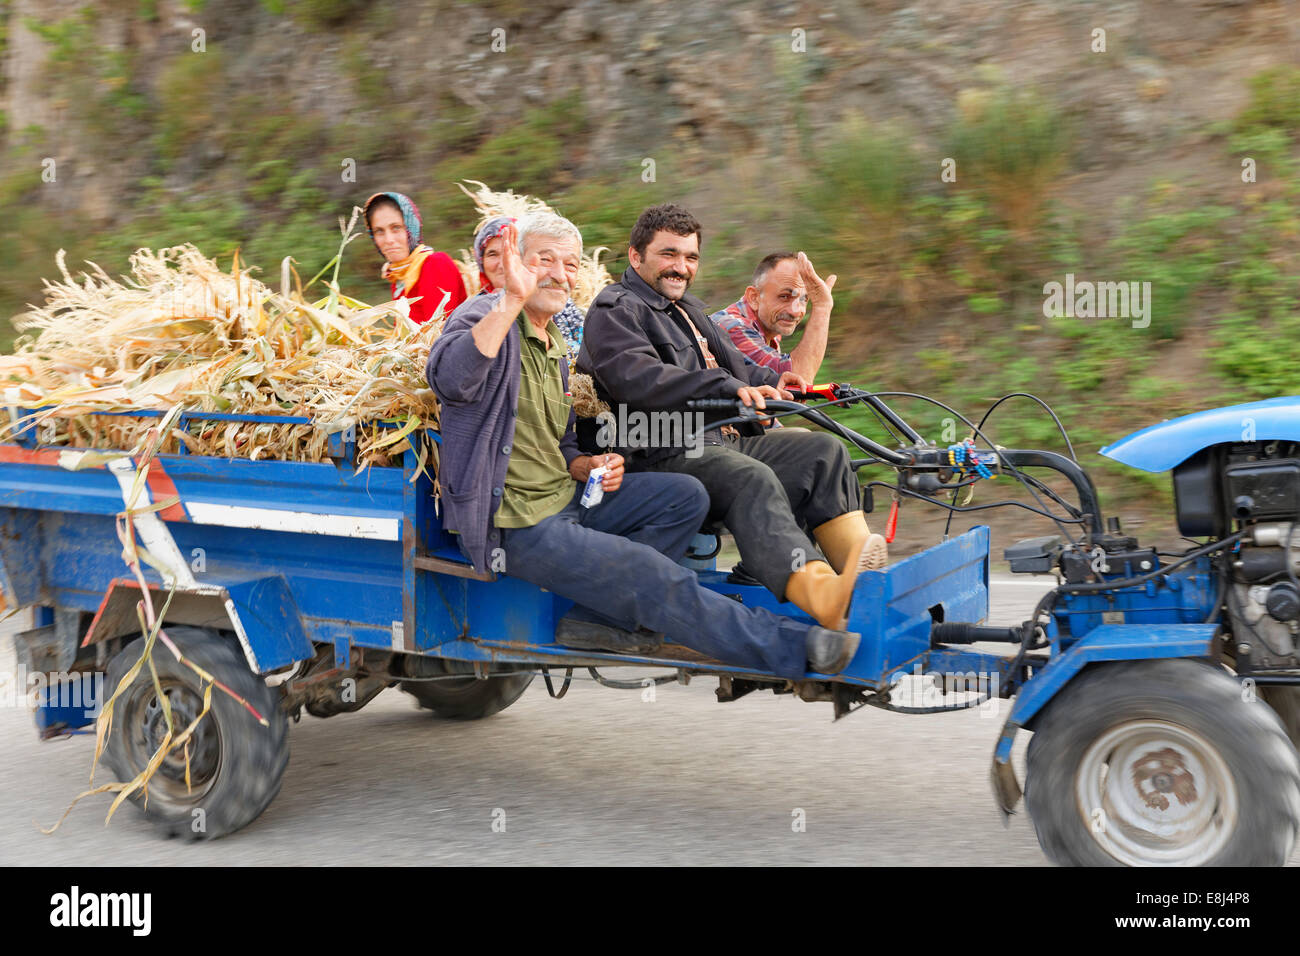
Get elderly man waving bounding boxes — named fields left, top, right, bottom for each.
left=425, top=211, right=861, bottom=678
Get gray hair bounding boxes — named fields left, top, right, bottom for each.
left=517, top=210, right=584, bottom=260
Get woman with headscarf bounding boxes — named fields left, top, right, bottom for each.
left=472, top=215, right=586, bottom=360
left=364, top=191, right=468, bottom=325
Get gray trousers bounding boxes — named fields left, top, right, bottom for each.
left=642, top=429, right=860, bottom=600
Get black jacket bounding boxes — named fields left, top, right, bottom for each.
left=578, top=267, right=780, bottom=466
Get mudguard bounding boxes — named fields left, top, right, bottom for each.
left=1099, top=396, right=1300, bottom=473
left=990, top=623, right=1218, bottom=815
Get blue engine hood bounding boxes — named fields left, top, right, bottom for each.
left=1100, top=396, right=1300, bottom=473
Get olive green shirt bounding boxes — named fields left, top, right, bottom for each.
left=495, top=312, right=576, bottom=528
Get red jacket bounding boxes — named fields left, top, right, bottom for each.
left=393, top=252, right=468, bottom=324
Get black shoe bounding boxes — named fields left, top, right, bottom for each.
left=805, top=626, right=861, bottom=674
left=555, top=616, right=664, bottom=654
left=726, top=562, right=763, bottom=586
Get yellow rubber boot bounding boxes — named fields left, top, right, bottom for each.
left=784, top=558, right=862, bottom=632
left=815, top=510, right=888, bottom=573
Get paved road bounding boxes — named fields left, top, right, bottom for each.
left=0, top=578, right=1294, bottom=866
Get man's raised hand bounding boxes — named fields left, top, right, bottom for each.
left=797, top=251, right=835, bottom=313
left=499, top=224, right=538, bottom=303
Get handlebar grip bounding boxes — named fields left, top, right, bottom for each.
left=686, top=399, right=742, bottom=410
left=789, top=384, right=846, bottom=403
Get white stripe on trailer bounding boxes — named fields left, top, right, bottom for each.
left=185, top=502, right=400, bottom=541
left=107, top=458, right=199, bottom=588
left=223, top=595, right=264, bottom=675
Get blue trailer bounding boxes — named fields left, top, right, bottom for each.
left=4, top=393, right=1300, bottom=866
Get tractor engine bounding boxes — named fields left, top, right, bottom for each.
left=1174, top=440, right=1300, bottom=669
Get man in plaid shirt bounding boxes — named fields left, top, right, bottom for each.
left=710, top=251, right=834, bottom=383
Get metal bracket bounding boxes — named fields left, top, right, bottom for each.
left=542, top=666, right=573, bottom=699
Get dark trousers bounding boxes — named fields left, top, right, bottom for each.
left=502, top=472, right=809, bottom=678
left=642, top=429, right=860, bottom=600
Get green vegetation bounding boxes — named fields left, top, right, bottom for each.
left=153, top=48, right=228, bottom=168
left=0, top=1, right=10, bottom=98
left=948, top=87, right=1071, bottom=246
left=419, top=91, right=590, bottom=234
left=797, top=118, right=928, bottom=314
left=795, top=76, right=1299, bottom=517
left=1108, top=195, right=1233, bottom=340
left=1235, top=66, right=1300, bottom=139
left=283, top=0, right=372, bottom=31
left=24, top=6, right=152, bottom=152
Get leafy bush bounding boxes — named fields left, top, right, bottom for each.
left=1108, top=195, right=1232, bottom=340
left=284, top=0, right=371, bottom=31
left=796, top=117, right=930, bottom=313
left=421, top=92, right=588, bottom=235
left=1212, top=312, right=1300, bottom=399
left=1235, top=66, right=1300, bottom=138
left=25, top=7, right=151, bottom=151
left=948, top=87, right=1070, bottom=239
left=154, top=48, right=227, bottom=166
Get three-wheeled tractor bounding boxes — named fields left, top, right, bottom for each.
left=4, top=392, right=1299, bottom=865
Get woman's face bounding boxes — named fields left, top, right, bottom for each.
left=370, top=205, right=409, bottom=264
left=482, top=235, right=507, bottom=291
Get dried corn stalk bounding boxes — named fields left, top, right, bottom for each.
left=2, top=242, right=442, bottom=473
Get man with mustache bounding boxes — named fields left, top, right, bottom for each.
left=578, top=204, right=886, bottom=633
left=711, top=251, right=833, bottom=383
left=427, top=210, right=863, bottom=677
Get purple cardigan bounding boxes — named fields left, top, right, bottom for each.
left=425, top=291, right=581, bottom=571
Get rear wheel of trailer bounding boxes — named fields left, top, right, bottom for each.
left=102, top=626, right=290, bottom=840
left=400, top=672, right=534, bottom=719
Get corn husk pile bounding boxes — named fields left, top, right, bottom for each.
left=2, top=239, right=442, bottom=474
left=452, top=180, right=614, bottom=420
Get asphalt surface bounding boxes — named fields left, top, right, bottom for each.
left=1, top=577, right=1295, bottom=866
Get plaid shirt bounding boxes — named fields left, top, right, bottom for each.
left=709, top=299, right=793, bottom=374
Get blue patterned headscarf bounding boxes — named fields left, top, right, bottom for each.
left=554, top=300, right=585, bottom=360
left=364, top=191, right=423, bottom=254
left=472, top=216, right=515, bottom=292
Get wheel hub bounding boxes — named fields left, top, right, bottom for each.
left=1076, top=719, right=1238, bottom=866
left=142, top=684, right=220, bottom=784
